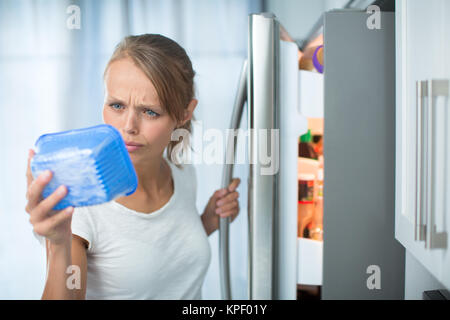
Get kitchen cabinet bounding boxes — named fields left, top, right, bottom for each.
left=395, top=0, right=450, bottom=289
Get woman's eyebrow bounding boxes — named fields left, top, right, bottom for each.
left=106, top=96, right=161, bottom=110
left=106, top=96, right=127, bottom=105
left=136, top=103, right=162, bottom=111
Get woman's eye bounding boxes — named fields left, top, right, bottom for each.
left=110, top=103, right=123, bottom=110
left=144, top=109, right=159, bottom=117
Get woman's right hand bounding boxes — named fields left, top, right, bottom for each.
left=25, top=149, right=74, bottom=246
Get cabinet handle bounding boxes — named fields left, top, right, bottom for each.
left=423, top=80, right=429, bottom=248
left=415, top=81, right=427, bottom=242
left=426, top=79, right=449, bottom=250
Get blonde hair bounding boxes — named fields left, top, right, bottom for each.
left=104, top=34, right=196, bottom=167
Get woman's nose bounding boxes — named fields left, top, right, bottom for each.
left=123, top=110, right=139, bottom=135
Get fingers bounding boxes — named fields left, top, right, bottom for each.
left=215, top=190, right=240, bottom=220
left=26, top=170, right=53, bottom=211
left=216, top=191, right=239, bottom=207
left=29, top=185, right=68, bottom=224
left=213, top=188, right=227, bottom=200
left=216, top=200, right=238, bottom=215
left=212, top=178, right=240, bottom=201
left=26, top=149, right=35, bottom=190
left=218, top=206, right=240, bottom=221
left=210, top=178, right=241, bottom=222
left=32, top=206, right=74, bottom=237
left=227, top=178, right=241, bottom=192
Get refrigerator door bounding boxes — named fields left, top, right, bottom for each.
left=322, top=10, right=405, bottom=299
left=276, top=39, right=308, bottom=299
left=247, top=13, right=279, bottom=300
left=247, top=13, right=306, bottom=300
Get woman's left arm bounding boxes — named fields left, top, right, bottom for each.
left=201, top=178, right=240, bottom=236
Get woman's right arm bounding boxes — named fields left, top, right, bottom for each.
left=26, top=149, right=87, bottom=300
left=42, top=235, right=88, bottom=300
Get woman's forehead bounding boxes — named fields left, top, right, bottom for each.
left=104, top=59, right=160, bottom=105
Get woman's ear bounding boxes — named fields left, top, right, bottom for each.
left=180, top=99, right=198, bottom=126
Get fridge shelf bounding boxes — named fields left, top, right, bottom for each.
left=297, top=237, right=323, bottom=286
left=298, top=70, right=324, bottom=118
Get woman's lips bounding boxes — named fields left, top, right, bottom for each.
left=125, top=142, right=143, bottom=152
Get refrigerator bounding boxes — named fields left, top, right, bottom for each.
left=218, top=10, right=405, bottom=300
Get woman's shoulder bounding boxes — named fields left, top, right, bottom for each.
left=166, top=158, right=196, bottom=182
left=74, top=201, right=111, bottom=214
left=72, top=202, right=111, bottom=225
left=166, top=159, right=197, bottom=201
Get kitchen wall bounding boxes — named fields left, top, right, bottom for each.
left=405, top=251, right=447, bottom=300
left=0, top=0, right=262, bottom=299
left=263, top=0, right=352, bottom=42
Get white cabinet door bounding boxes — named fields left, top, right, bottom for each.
left=396, top=0, right=450, bottom=289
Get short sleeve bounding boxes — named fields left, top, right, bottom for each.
left=71, top=206, right=95, bottom=251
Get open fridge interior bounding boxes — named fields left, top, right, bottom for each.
left=294, top=34, right=325, bottom=300
left=297, top=117, right=324, bottom=300
left=240, top=9, right=402, bottom=301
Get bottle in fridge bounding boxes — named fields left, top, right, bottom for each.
left=310, top=168, right=324, bottom=241
left=298, top=173, right=315, bottom=238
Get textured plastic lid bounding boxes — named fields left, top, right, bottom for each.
left=30, top=124, right=138, bottom=210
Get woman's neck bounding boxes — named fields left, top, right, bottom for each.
left=118, top=156, right=172, bottom=204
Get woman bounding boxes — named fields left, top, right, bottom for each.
left=25, top=34, right=240, bottom=299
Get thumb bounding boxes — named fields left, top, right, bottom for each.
left=26, top=149, right=36, bottom=188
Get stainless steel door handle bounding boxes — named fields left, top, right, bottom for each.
left=426, top=79, right=448, bottom=250
left=247, top=13, right=279, bottom=300
left=219, top=60, right=248, bottom=300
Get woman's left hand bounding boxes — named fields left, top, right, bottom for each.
left=201, top=178, right=241, bottom=236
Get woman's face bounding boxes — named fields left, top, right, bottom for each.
left=102, top=57, right=177, bottom=164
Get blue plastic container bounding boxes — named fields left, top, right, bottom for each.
left=30, top=124, right=138, bottom=210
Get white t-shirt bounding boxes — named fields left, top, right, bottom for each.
left=35, top=160, right=211, bottom=300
